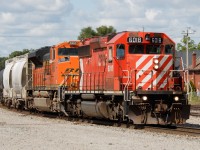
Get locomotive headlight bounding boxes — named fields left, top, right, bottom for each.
left=174, top=96, right=179, bottom=102
left=154, top=64, right=159, bottom=70
left=142, top=96, right=148, bottom=101
left=154, top=59, right=159, bottom=64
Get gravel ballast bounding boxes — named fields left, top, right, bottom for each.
left=0, top=108, right=200, bottom=150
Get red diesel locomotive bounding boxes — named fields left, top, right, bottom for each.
left=64, top=31, right=190, bottom=125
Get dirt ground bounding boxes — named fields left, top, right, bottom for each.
left=0, top=108, right=200, bottom=150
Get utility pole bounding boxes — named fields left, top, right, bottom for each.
left=182, top=27, right=195, bottom=99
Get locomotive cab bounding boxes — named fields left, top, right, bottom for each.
left=30, top=41, right=81, bottom=112
left=49, top=41, right=81, bottom=90
left=108, top=32, right=190, bottom=124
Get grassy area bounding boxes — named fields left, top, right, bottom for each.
left=188, top=93, right=200, bottom=105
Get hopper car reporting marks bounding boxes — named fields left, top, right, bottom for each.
left=0, top=31, right=190, bottom=125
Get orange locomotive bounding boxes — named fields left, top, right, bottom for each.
left=63, top=31, right=190, bottom=125
left=28, top=41, right=81, bottom=112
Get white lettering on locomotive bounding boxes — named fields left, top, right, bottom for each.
left=151, top=37, right=163, bottom=44
left=127, top=37, right=143, bottom=43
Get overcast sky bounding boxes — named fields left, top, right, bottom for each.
left=0, top=0, right=199, bottom=57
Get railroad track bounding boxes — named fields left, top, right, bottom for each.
left=190, top=112, right=200, bottom=116
left=191, top=105, right=200, bottom=110
left=190, top=105, right=200, bottom=117
left=74, top=119, right=200, bottom=137
left=143, top=125, right=200, bottom=137
left=1, top=105, right=200, bottom=137
left=176, top=126, right=200, bottom=136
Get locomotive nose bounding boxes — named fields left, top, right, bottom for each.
left=135, top=55, right=173, bottom=91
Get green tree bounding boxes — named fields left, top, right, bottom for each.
left=78, top=25, right=117, bottom=40
left=197, top=42, right=200, bottom=50
left=0, top=49, right=30, bottom=70
left=9, top=49, right=30, bottom=58
left=177, top=36, right=197, bottom=51
left=78, top=26, right=97, bottom=40
left=189, top=80, right=196, bottom=92
left=0, top=57, right=7, bottom=70
left=96, top=25, right=116, bottom=36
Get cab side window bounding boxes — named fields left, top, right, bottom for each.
left=116, top=44, right=125, bottom=59
left=165, top=45, right=173, bottom=54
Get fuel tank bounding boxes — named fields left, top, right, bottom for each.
left=81, top=101, right=109, bottom=119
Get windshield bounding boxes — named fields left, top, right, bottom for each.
left=146, top=45, right=161, bottom=54
left=129, top=44, right=144, bottom=54
left=165, top=45, right=173, bottom=54
left=58, top=48, right=78, bottom=56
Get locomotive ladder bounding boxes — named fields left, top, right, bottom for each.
left=26, top=60, right=33, bottom=90
left=122, top=70, right=132, bottom=117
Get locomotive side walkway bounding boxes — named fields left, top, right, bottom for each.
left=0, top=107, right=200, bottom=150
